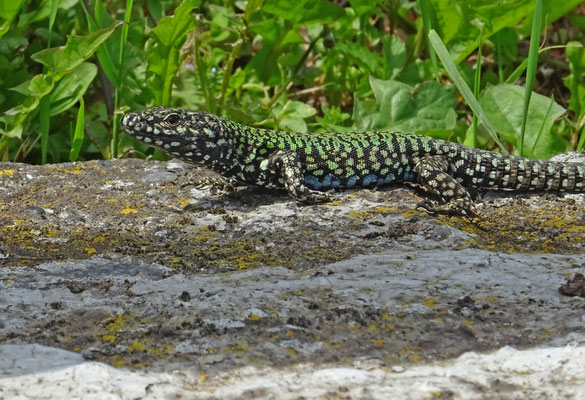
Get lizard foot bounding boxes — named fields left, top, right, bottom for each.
left=194, top=177, right=238, bottom=193
left=297, top=189, right=334, bottom=204
left=417, top=198, right=478, bottom=218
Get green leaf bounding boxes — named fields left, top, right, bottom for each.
left=280, top=118, right=307, bottom=133
left=147, top=0, right=200, bottom=105
left=49, top=62, right=97, bottom=116
left=382, top=36, right=406, bottom=80
left=0, top=0, right=25, bottom=19
left=283, top=101, right=317, bottom=119
left=428, top=0, right=583, bottom=63
left=564, top=42, right=585, bottom=118
left=275, top=101, right=316, bottom=132
left=9, top=74, right=54, bottom=97
left=0, top=114, right=26, bottom=139
left=264, top=0, right=345, bottom=25
left=353, top=76, right=458, bottom=136
left=31, top=21, right=124, bottom=73
left=29, top=74, right=55, bottom=96
left=17, top=0, right=78, bottom=27
left=81, top=0, right=119, bottom=87
left=336, top=42, right=383, bottom=77
left=348, top=0, right=382, bottom=16
left=151, top=0, right=199, bottom=46
left=69, top=97, right=85, bottom=162
left=479, top=84, right=567, bottom=158
left=0, top=0, right=25, bottom=39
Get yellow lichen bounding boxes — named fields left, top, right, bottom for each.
left=225, top=344, right=248, bottom=352
left=422, top=298, right=439, bottom=308
left=102, top=335, right=116, bottom=343
left=129, top=341, right=146, bottom=352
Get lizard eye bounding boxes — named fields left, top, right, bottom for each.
left=164, top=113, right=181, bottom=126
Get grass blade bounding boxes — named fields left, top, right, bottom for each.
left=47, top=0, right=58, bottom=47
left=519, top=0, right=544, bottom=156
left=111, top=0, right=133, bottom=159
left=428, top=29, right=507, bottom=152
left=419, top=0, right=439, bottom=81
left=528, top=95, right=554, bottom=157
left=39, top=97, right=50, bottom=164
left=470, top=27, right=483, bottom=148
left=577, top=115, right=585, bottom=151
left=69, top=97, right=85, bottom=162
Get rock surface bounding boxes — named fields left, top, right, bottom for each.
left=1, top=159, right=585, bottom=399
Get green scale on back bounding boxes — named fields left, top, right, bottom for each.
left=121, top=107, right=585, bottom=216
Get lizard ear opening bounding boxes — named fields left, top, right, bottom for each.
left=164, top=113, right=181, bottom=126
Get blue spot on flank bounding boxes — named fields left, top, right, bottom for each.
left=346, top=175, right=359, bottom=187
left=321, top=174, right=340, bottom=188
left=403, top=171, right=416, bottom=182
left=384, top=173, right=395, bottom=184
left=304, top=175, right=322, bottom=190
left=331, top=175, right=341, bottom=188
left=362, top=174, right=378, bottom=186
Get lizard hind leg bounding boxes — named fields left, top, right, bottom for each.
left=414, top=155, right=475, bottom=217
left=264, top=150, right=331, bottom=204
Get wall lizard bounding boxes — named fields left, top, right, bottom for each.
left=121, top=107, right=585, bottom=215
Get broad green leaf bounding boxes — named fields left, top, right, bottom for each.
left=348, top=0, right=383, bottom=16
left=280, top=118, right=307, bottom=133
left=563, top=42, right=585, bottom=118
left=382, top=36, right=406, bottom=80
left=263, top=0, right=345, bottom=25
left=0, top=114, right=26, bottom=139
left=336, top=42, right=382, bottom=78
left=17, top=0, right=78, bottom=27
left=275, top=101, right=316, bottom=132
left=282, top=101, right=317, bottom=119
left=29, top=74, right=55, bottom=96
left=5, top=97, right=41, bottom=116
left=147, top=0, right=200, bottom=105
left=0, top=0, right=25, bottom=38
left=9, top=74, right=54, bottom=97
left=31, top=21, right=123, bottom=73
left=69, top=97, right=85, bottom=162
left=429, top=0, right=583, bottom=63
left=151, top=0, right=199, bottom=46
left=49, top=62, right=97, bottom=116
left=0, top=0, right=25, bottom=19
left=146, top=0, right=175, bottom=20
left=353, top=76, right=458, bottom=136
left=479, top=84, right=568, bottom=158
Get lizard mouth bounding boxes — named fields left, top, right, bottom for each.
left=121, top=112, right=164, bottom=144
left=121, top=112, right=146, bottom=135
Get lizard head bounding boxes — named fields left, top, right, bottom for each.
left=121, top=107, right=230, bottom=166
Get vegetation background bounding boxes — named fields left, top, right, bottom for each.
left=0, top=0, right=584, bottom=164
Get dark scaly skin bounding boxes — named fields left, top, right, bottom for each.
left=121, top=107, right=585, bottom=215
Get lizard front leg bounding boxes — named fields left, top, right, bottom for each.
left=261, top=150, right=331, bottom=203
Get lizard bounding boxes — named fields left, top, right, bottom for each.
left=121, top=106, right=585, bottom=216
